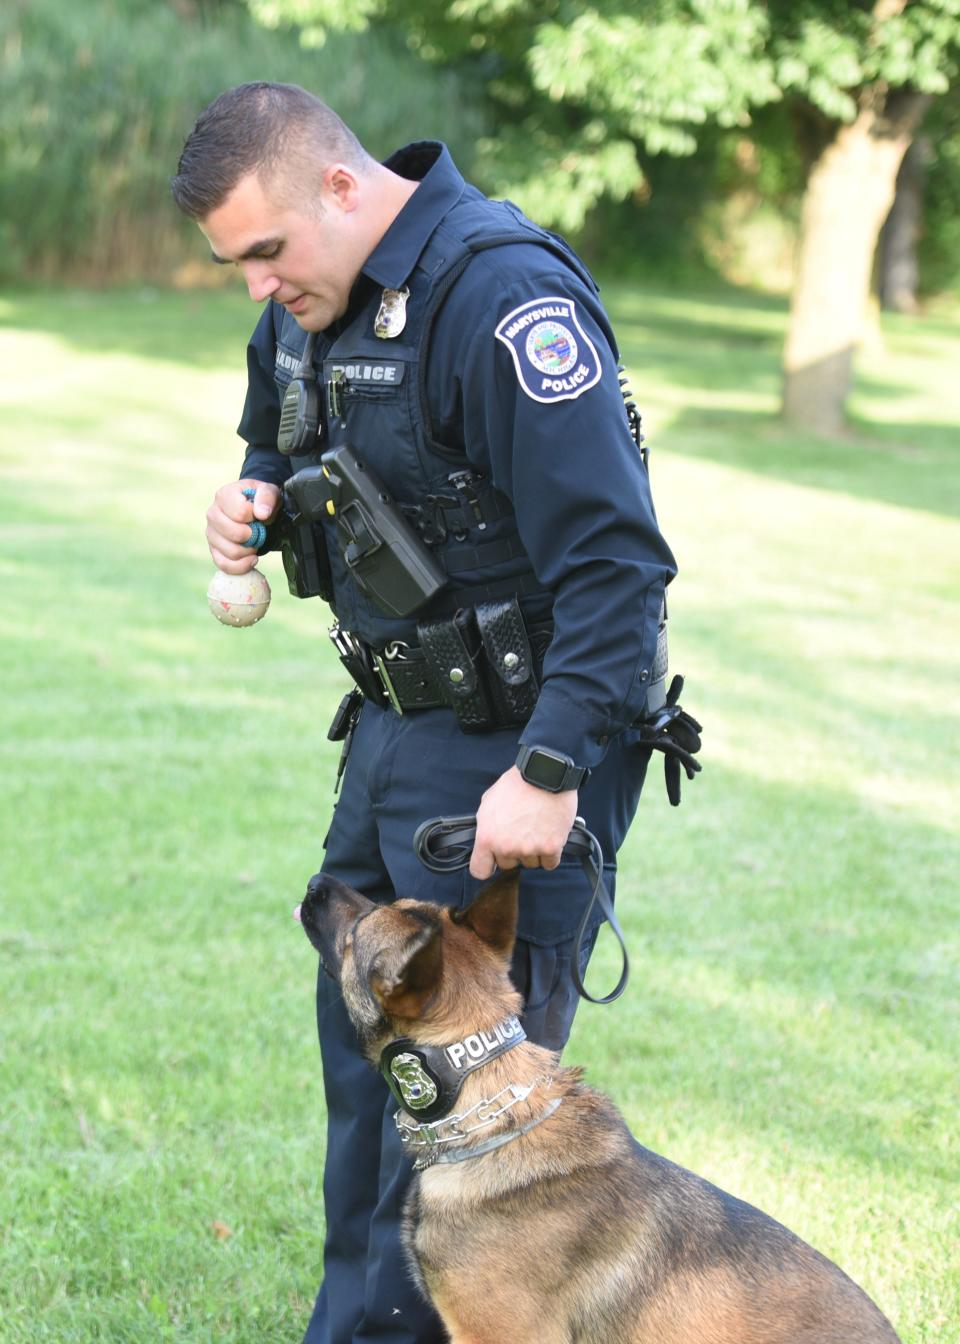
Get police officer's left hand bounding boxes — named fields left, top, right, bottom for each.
left=470, top=767, right=579, bottom=879
left=206, top=478, right=281, bottom=574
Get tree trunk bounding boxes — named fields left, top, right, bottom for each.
left=878, top=135, right=929, bottom=313
left=781, top=90, right=930, bottom=435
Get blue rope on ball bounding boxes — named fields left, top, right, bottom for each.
left=241, top=487, right=266, bottom=549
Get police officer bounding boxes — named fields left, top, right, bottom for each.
left=173, top=82, right=694, bottom=1344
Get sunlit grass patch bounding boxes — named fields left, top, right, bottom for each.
left=1, top=285, right=957, bottom=1341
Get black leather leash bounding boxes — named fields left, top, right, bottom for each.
left=413, top=816, right=629, bottom=1005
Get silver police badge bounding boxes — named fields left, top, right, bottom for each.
left=389, top=1052, right=439, bottom=1111
left=374, top=286, right=410, bottom=339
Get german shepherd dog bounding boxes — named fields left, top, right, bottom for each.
left=298, top=870, right=901, bottom=1344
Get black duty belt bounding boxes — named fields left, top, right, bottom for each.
left=330, top=598, right=555, bottom=731
left=329, top=598, right=668, bottom=732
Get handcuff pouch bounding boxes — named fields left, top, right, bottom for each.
left=475, top=598, right=539, bottom=726
left=417, top=610, right=495, bottom=731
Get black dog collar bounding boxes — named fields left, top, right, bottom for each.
left=379, top=1014, right=526, bottom=1122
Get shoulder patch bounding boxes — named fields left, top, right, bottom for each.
left=494, top=296, right=602, bottom=403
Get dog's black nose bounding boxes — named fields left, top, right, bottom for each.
left=306, top=872, right=330, bottom=901
left=295, top=876, right=330, bottom=931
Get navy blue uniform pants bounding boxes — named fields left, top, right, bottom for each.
left=302, top=702, right=650, bottom=1344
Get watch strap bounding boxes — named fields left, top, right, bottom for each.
left=516, top=744, right=589, bottom=793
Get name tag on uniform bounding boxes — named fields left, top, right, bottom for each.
left=494, top=296, right=601, bottom=404
left=275, top=344, right=303, bottom=380
left=323, top=360, right=406, bottom=386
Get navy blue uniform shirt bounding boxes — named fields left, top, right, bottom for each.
left=238, top=144, right=677, bottom=769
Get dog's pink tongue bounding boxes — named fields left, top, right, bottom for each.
left=293, top=903, right=302, bottom=922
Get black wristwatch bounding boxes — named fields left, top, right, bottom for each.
left=515, top=745, right=590, bottom=793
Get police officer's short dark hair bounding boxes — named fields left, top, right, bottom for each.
left=171, top=81, right=372, bottom=219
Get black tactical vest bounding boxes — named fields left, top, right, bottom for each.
left=270, top=193, right=600, bottom=648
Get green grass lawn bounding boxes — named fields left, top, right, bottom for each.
left=1, top=281, right=957, bottom=1342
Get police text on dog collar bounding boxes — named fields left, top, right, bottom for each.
left=379, top=1014, right=526, bottom=1123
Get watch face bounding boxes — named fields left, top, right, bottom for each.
left=527, top=750, right=571, bottom=791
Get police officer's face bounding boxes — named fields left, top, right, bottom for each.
left=199, top=169, right=367, bottom=332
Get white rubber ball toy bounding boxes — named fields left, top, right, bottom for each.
left=207, top=567, right=272, bottom=627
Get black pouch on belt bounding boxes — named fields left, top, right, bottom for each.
left=329, top=628, right=389, bottom=709
left=417, top=609, right=496, bottom=731
left=475, top=598, right=539, bottom=727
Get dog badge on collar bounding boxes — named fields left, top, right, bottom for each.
left=389, top=1052, right=439, bottom=1111
left=374, top=286, right=410, bottom=339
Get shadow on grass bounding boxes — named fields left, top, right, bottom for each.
left=4, top=284, right=958, bottom=524
left=603, top=284, right=960, bottom=520
left=662, top=404, right=960, bottom=519
left=0, top=285, right=256, bottom=370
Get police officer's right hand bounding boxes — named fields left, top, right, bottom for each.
left=206, top=479, right=281, bottom=574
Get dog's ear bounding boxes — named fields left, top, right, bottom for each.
left=370, top=916, right=443, bottom=1018
left=452, top=869, right=519, bottom=958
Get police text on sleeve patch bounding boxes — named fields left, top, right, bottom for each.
left=494, top=296, right=602, bottom=403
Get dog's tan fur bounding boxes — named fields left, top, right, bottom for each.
left=299, top=870, right=901, bottom=1344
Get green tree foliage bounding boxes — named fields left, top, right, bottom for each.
left=0, top=0, right=486, bottom=283
left=918, top=91, right=960, bottom=294
left=244, top=0, right=960, bottom=231
left=248, top=0, right=960, bottom=430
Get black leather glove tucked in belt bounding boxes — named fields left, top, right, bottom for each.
left=636, top=674, right=703, bottom=806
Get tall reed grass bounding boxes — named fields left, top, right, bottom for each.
left=0, top=0, right=486, bottom=284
